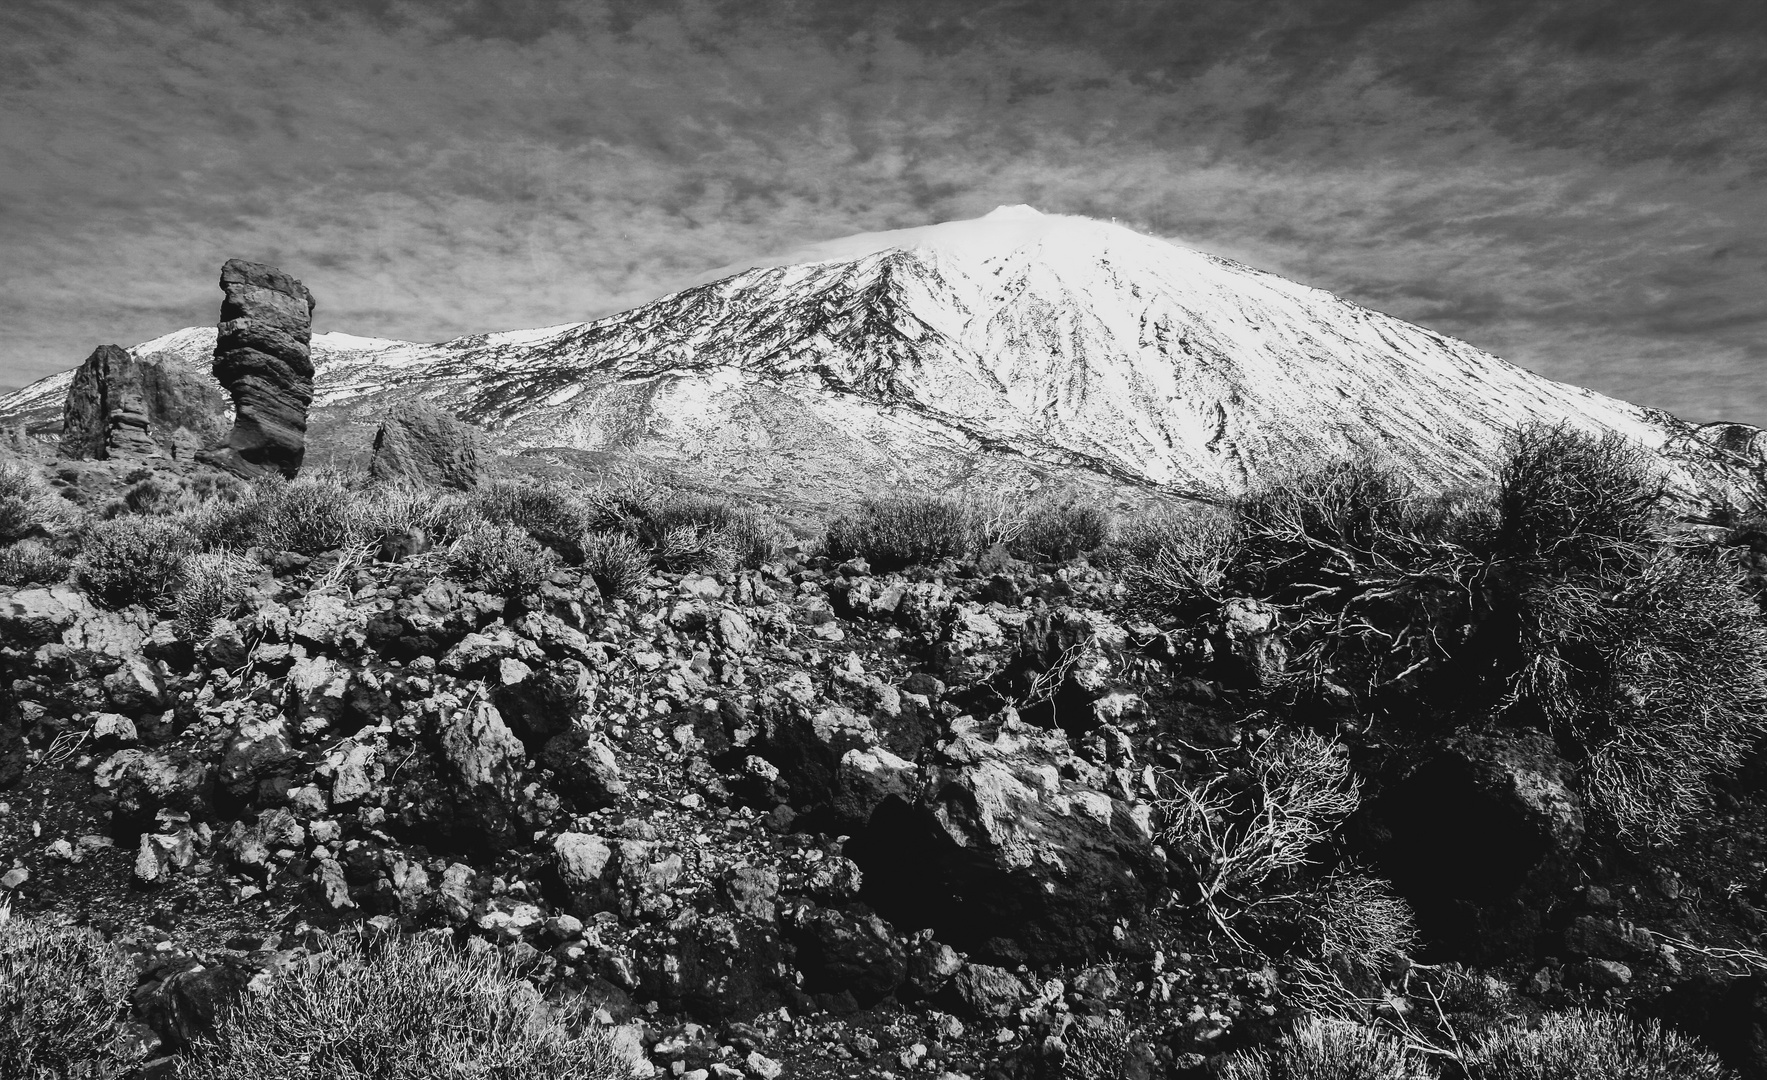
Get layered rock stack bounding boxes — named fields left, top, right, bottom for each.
left=199, top=260, right=316, bottom=479
left=60, top=344, right=228, bottom=461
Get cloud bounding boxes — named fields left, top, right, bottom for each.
left=0, top=0, right=1764, bottom=424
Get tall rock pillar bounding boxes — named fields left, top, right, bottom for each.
left=200, top=259, right=316, bottom=479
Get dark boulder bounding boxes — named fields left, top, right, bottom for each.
left=200, top=259, right=316, bottom=479
left=1377, top=729, right=1584, bottom=958
left=783, top=903, right=909, bottom=1004
left=368, top=401, right=487, bottom=490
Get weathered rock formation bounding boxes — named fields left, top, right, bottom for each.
left=60, top=345, right=228, bottom=461
left=200, top=260, right=316, bottom=479
left=368, top=401, right=487, bottom=490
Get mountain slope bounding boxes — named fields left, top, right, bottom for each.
left=2, top=206, right=1750, bottom=503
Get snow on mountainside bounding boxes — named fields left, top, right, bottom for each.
left=1, top=206, right=1749, bottom=502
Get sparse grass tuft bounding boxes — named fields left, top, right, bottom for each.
left=180, top=932, right=633, bottom=1080
left=1472, top=1009, right=1731, bottom=1080
left=1217, top=1017, right=1430, bottom=1080
left=173, top=550, right=264, bottom=639
left=580, top=529, right=652, bottom=601
left=0, top=910, right=136, bottom=1079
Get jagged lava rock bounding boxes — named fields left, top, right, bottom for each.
left=368, top=400, right=487, bottom=489
left=849, top=716, right=1162, bottom=965
left=60, top=344, right=227, bottom=460
left=201, top=259, right=316, bottom=479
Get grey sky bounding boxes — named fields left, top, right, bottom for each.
left=2, top=0, right=1763, bottom=424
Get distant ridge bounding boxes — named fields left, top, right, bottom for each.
left=2, top=207, right=1757, bottom=505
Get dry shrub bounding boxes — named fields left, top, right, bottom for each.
left=173, top=550, right=263, bottom=639
left=1116, top=503, right=1240, bottom=610
left=580, top=530, right=651, bottom=601
left=181, top=932, right=633, bottom=1080
left=1509, top=546, right=1767, bottom=846
left=447, top=521, right=558, bottom=596
left=1495, top=423, right=1663, bottom=571
left=0, top=909, right=136, bottom=1079
left=1472, top=1010, right=1730, bottom=1080
left=75, top=515, right=198, bottom=607
left=1308, top=874, right=1418, bottom=975
left=1157, top=730, right=1360, bottom=926
left=0, top=538, right=71, bottom=587
left=823, top=496, right=976, bottom=572
left=1217, top=1018, right=1431, bottom=1080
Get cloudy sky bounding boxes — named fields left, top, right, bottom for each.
left=2, top=0, right=1763, bottom=424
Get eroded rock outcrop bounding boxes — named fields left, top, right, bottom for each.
left=369, top=401, right=488, bottom=490
left=200, top=260, right=316, bottom=479
left=60, top=344, right=227, bottom=460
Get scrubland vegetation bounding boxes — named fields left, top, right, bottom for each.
left=3, top=423, right=1764, bottom=1078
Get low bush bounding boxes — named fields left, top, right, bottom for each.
left=1472, top=1009, right=1730, bottom=1079
left=581, top=529, right=652, bottom=601
left=822, top=496, right=975, bottom=572
left=1217, top=1018, right=1429, bottom=1080
left=75, top=515, right=198, bottom=607
left=180, top=932, right=633, bottom=1080
left=1009, top=499, right=1113, bottom=563
left=119, top=470, right=246, bottom=518
left=0, top=538, right=71, bottom=587
left=353, top=480, right=474, bottom=550
left=0, top=459, right=72, bottom=543
left=1157, top=730, right=1361, bottom=927
left=173, top=550, right=264, bottom=639
left=447, top=521, right=558, bottom=595
left=0, top=909, right=136, bottom=1079
left=186, top=474, right=366, bottom=556
left=470, top=478, right=596, bottom=559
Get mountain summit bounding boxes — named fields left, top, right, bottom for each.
left=1, top=209, right=1751, bottom=503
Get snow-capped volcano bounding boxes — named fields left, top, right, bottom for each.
left=1, top=206, right=1749, bottom=503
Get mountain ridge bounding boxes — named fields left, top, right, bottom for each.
left=2, top=207, right=1757, bottom=504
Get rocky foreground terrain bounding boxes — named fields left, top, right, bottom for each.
left=3, top=429, right=1767, bottom=1078
left=5, top=228, right=1767, bottom=1079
